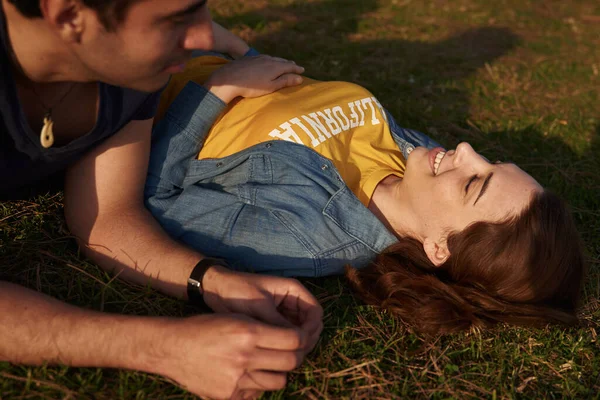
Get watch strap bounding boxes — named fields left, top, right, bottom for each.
left=187, top=257, right=229, bottom=305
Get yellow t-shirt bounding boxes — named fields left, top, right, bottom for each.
left=156, top=56, right=406, bottom=206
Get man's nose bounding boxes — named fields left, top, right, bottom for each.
left=182, top=10, right=214, bottom=50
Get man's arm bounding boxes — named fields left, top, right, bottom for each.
left=64, top=55, right=308, bottom=301
left=64, top=56, right=321, bottom=346
left=60, top=113, right=322, bottom=388
left=0, top=281, right=308, bottom=399
left=0, top=281, right=159, bottom=369
left=64, top=118, right=200, bottom=299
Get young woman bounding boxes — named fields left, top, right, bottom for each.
left=145, top=54, right=585, bottom=335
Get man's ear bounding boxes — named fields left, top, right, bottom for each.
left=41, top=0, right=86, bottom=43
left=422, top=236, right=451, bottom=267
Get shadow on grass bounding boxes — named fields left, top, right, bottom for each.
left=215, top=0, right=600, bottom=299
left=214, top=0, right=522, bottom=137
left=1, top=1, right=599, bottom=398
left=2, top=0, right=597, bottom=326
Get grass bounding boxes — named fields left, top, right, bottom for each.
left=2, top=0, right=600, bottom=398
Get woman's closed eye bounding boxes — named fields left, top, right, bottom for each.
left=465, top=175, right=479, bottom=194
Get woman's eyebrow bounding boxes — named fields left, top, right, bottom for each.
left=474, top=172, right=494, bottom=206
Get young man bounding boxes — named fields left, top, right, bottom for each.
left=0, top=0, right=323, bottom=398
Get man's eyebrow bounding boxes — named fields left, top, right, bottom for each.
left=158, top=0, right=207, bottom=21
left=474, top=172, right=493, bottom=206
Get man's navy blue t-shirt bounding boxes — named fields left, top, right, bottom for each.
left=0, top=7, right=162, bottom=199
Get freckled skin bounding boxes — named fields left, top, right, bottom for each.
left=372, top=142, right=542, bottom=261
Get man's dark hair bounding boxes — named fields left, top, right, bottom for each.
left=8, top=0, right=143, bottom=29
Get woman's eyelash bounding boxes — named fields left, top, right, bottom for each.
left=465, top=175, right=478, bottom=194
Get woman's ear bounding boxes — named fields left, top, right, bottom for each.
left=423, top=237, right=450, bottom=267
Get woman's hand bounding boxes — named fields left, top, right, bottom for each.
left=203, top=55, right=305, bottom=103
left=201, top=265, right=323, bottom=355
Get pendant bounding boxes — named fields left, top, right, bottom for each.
left=40, top=113, right=54, bottom=148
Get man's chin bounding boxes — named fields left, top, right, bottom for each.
left=116, top=74, right=171, bottom=93
left=138, top=77, right=171, bottom=93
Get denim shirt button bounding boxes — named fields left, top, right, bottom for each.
left=216, top=162, right=223, bottom=167
left=265, top=143, right=272, bottom=148
left=406, top=145, right=415, bottom=154
left=321, top=164, right=328, bottom=170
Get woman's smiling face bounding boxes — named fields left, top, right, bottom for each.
left=399, top=142, right=543, bottom=264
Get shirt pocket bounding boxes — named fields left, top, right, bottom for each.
left=252, top=159, right=372, bottom=277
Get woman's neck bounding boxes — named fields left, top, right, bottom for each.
left=368, top=174, right=422, bottom=241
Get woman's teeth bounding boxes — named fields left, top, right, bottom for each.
left=434, top=151, right=446, bottom=175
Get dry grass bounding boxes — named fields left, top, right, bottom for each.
left=2, top=0, right=600, bottom=398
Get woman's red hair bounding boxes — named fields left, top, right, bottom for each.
left=346, top=191, right=585, bottom=335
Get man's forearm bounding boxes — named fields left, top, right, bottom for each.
left=72, top=205, right=202, bottom=299
left=64, top=100, right=227, bottom=301
left=0, top=281, right=166, bottom=371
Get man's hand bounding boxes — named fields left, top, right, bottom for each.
left=211, top=21, right=251, bottom=59
left=202, top=266, right=324, bottom=355
left=154, top=313, right=308, bottom=400
left=203, top=55, right=305, bottom=103
left=0, top=282, right=308, bottom=400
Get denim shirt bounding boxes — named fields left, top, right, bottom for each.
left=145, top=81, right=441, bottom=277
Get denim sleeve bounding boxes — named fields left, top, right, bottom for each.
left=244, top=48, right=261, bottom=57
left=145, top=82, right=226, bottom=196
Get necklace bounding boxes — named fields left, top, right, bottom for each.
left=4, top=31, right=77, bottom=148
left=28, top=82, right=77, bottom=148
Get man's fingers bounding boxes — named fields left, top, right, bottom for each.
left=252, top=302, right=297, bottom=329
left=273, top=284, right=324, bottom=352
left=254, top=323, right=307, bottom=351
left=237, top=370, right=288, bottom=392
left=250, top=348, right=304, bottom=372
left=231, top=389, right=263, bottom=400
left=300, top=306, right=324, bottom=337
left=305, top=322, right=323, bottom=353
left=277, top=285, right=324, bottom=333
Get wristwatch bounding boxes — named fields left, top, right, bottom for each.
left=187, top=257, right=229, bottom=305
